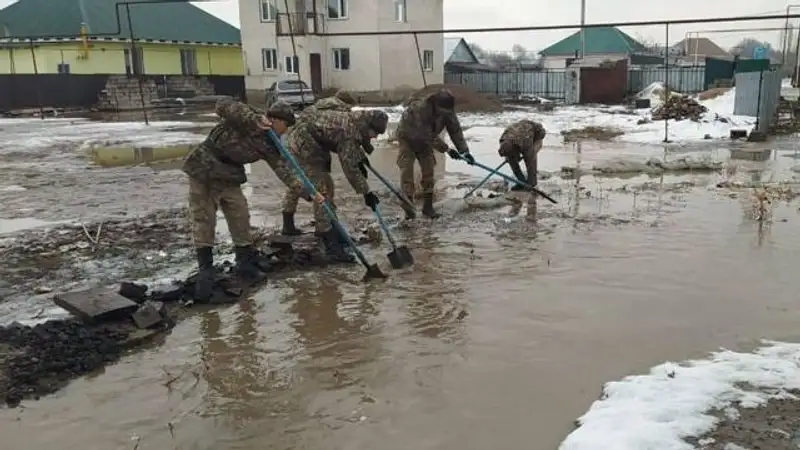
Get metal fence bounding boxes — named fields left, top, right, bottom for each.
left=445, top=70, right=566, bottom=100
left=734, top=70, right=782, bottom=132
left=628, top=67, right=705, bottom=94
left=446, top=66, right=708, bottom=100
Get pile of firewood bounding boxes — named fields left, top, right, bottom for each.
left=651, top=95, right=707, bottom=121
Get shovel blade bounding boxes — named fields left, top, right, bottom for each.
left=387, top=246, right=414, bottom=269
left=362, top=263, right=387, bottom=281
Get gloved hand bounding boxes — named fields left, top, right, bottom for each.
left=447, top=149, right=462, bottom=160
left=303, top=194, right=313, bottom=202
left=361, top=140, right=375, bottom=155
left=363, top=192, right=380, bottom=211
left=460, top=152, right=475, bottom=165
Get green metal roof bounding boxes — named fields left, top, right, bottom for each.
left=0, top=0, right=241, bottom=44
left=539, top=27, right=647, bottom=56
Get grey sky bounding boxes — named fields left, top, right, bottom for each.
left=0, top=0, right=796, bottom=53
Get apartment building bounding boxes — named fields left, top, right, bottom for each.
left=239, top=0, right=444, bottom=93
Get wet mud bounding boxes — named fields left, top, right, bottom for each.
left=0, top=233, right=367, bottom=408
left=690, top=393, right=800, bottom=449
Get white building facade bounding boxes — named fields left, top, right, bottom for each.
left=239, top=0, right=444, bottom=93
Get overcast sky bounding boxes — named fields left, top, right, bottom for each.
left=0, top=0, right=796, bottom=52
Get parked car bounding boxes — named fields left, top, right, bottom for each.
left=265, top=80, right=316, bottom=110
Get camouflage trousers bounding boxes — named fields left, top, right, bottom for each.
left=281, top=186, right=302, bottom=214
left=188, top=176, right=252, bottom=248
left=306, top=167, right=336, bottom=234
left=397, top=140, right=436, bottom=200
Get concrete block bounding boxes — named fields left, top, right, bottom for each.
left=730, top=148, right=772, bottom=161
left=131, top=301, right=166, bottom=329
left=53, top=287, right=139, bottom=323
left=730, top=129, right=748, bottom=139
left=747, top=131, right=768, bottom=142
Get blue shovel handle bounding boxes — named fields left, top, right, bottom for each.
left=372, top=205, right=399, bottom=250
left=466, top=158, right=558, bottom=204
left=463, top=160, right=508, bottom=198
left=265, top=130, right=374, bottom=268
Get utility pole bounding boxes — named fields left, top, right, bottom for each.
left=580, top=0, right=586, bottom=58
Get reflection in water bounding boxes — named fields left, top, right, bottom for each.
left=198, top=300, right=265, bottom=429
left=287, top=277, right=378, bottom=387
left=401, top=227, right=467, bottom=340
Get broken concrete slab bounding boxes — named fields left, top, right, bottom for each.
left=53, top=287, right=139, bottom=323
left=730, top=148, right=772, bottom=162
left=131, top=301, right=166, bottom=329
left=730, top=129, right=748, bottom=139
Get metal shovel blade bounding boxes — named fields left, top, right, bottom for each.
left=362, top=263, right=387, bottom=281
left=387, top=245, right=414, bottom=269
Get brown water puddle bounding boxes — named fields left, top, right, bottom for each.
left=2, top=137, right=800, bottom=450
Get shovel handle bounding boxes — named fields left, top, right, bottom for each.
left=467, top=158, right=558, bottom=204
left=372, top=205, right=399, bottom=250
left=265, top=130, right=375, bottom=270
left=363, top=163, right=416, bottom=217
left=463, top=160, right=508, bottom=198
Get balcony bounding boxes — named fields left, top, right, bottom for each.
left=276, top=12, right=325, bottom=37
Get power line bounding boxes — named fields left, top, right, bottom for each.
left=314, top=13, right=800, bottom=37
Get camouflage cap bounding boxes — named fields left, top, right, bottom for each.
left=334, top=90, right=357, bottom=105
left=266, top=101, right=296, bottom=126
left=355, top=110, right=389, bottom=135
left=429, top=88, right=455, bottom=110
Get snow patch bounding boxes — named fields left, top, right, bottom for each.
left=559, top=341, right=800, bottom=450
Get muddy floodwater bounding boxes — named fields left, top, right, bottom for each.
left=1, top=114, right=800, bottom=449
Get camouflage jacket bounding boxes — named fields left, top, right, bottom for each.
left=298, top=96, right=352, bottom=122
left=395, top=94, right=469, bottom=154
left=288, top=110, right=370, bottom=195
left=498, top=120, right=546, bottom=160
left=183, top=98, right=273, bottom=185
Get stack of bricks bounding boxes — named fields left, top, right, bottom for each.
left=163, top=76, right=214, bottom=97
left=96, top=75, right=159, bottom=111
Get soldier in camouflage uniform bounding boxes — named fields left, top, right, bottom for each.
left=395, top=89, right=474, bottom=219
left=280, top=90, right=376, bottom=235
left=287, top=109, right=388, bottom=261
left=498, top=119, right=545, bottom=191
left=182, top=98, right=297, bottom=302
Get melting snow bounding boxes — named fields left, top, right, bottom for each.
left=558, top=341, right=800, bottom=450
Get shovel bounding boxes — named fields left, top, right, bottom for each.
left=463, top=160, right=508, bottom=198
left=373, top=205, right=414, bottom=269
left=266, top=130, right=386, bottom=281
left=361, top=162, right=417, bottom=219
left=461, top=156, right=558, bottom=205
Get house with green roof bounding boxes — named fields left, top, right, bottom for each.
left=538, top=27, right=649, bottom=69
left=0, top=0, right=243, bottom=75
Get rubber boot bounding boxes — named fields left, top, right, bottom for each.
left=321, top=229, right=355, bottom=263
left=234, top=246, right=266, bottom=280
left=194, top=247, right=215, bottom=302
left=422, top=193, right=440, bottom=219
left=281, top=212, right=303, bottom=236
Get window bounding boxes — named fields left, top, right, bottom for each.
left=57, top=63, right=70, bottom=74
left=422, top=49, right=433, bottom=71
left=327, top=0, right=347, bottom=19
left=332, top=48, right=350, bottom=70
left=180, top=49, right=198, bottom=75
left=260, top=0, right=277, bottom=22
left=262, top=48, right=278, bottom=71
left=285, top=55, right=299, bottom=73
left=394, top=0, right=406, bottom=22
left=124, top=47, right=144, bottom=76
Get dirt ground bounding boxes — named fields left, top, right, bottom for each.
left=690, top=394, right=800, bottom=449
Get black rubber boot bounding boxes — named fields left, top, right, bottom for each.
left=234, top=246, right=267, bottom=279
left=321, top=229, right=355, bottom=263
left=194, top=247, right=215, bottom=302
left=281, top=212, right=303, bottom=236
left=422, top=193, right=440, bottom=219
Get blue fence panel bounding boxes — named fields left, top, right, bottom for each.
left=444, top=70, right=566, bottom=100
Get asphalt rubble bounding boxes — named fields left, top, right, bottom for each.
left=0, top=232, right=371, bottom=409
